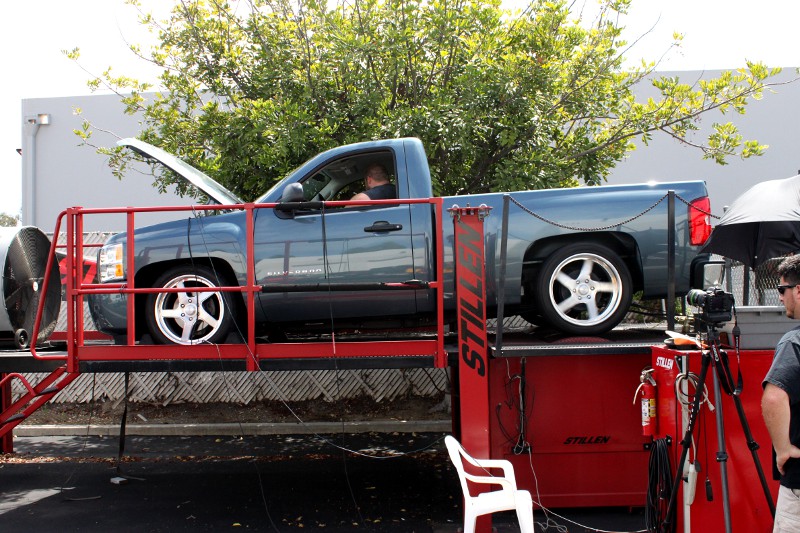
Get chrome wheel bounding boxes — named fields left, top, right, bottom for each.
left=146, top=266, right=233, bottom=345
left=534, top=243, right=632, bottom=335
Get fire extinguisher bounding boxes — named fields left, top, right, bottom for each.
left=634, top=367, right=657, bottom=437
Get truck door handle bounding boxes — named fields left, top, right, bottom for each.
left=364, top=220, right=403, bottom=232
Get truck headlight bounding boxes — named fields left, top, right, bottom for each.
left=99, top=243, right=125, bottom=282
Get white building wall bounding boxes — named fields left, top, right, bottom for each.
left=21, top=93, right=195, bottom=232
left=606, top=68, right=800, bottom=215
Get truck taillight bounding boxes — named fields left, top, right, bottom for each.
left=689, top=197, right=712, bottom=246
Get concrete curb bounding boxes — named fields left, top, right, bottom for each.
left=15, top=419, right=452, bottom=437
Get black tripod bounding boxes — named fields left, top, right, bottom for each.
left=662, top=322, right=775, bottom=532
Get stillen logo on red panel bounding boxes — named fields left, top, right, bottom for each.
left=456, top=221, right=486, bottom=377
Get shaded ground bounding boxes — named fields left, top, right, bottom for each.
left=2, top=433, right=462, bottom=532
left=1, top=432, right=646, bottom=532
left=21, top=395, right=449, bottom=427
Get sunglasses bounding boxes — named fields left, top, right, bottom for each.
left=778, top=284, right=798, bottom=295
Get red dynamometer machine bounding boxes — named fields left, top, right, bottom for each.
left=648, top=336, right=778, bottom=531
left=0, top=196, right=785, bottom=533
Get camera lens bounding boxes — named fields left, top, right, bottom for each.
left=687, top=289, right=707, bottom=307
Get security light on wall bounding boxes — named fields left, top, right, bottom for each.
left=25, top=114, right=50, bottom=125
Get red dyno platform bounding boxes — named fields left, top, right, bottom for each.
left=0, top=200, right=784, bottom=533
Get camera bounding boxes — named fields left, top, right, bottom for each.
left=687, top=287, right=735, bottom=326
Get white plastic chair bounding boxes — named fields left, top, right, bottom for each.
left=444, top=435, right=534, bottom=533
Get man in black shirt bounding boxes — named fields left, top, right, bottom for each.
left=763, top=254, right=800, bottom=532
left=351, top=163, right=396, bottom=201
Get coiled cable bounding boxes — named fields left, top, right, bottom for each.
left=646, top=438, right=675, bottom=533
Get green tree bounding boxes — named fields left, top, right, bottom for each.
left=0, top=213, right=20, bottom=227
left=73, top=0, right=785, bottom=199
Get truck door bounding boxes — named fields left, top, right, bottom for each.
left=254, top=149, right=417, bottom=323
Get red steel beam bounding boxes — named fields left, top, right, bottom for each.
left=450, top=204, right=493, bottom=533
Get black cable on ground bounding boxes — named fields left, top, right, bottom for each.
left=646, top=438, right=675, bottom=533
left=59, top=374, right=102, bottom=501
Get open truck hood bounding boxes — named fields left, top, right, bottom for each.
left=118, top=138, right=244, bottom=205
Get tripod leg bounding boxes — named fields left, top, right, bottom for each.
left=712, top=370, right=733, bottom=533
left=731, top=391, right=776, bottom=516
left=664, top=351, right=712, bottom=531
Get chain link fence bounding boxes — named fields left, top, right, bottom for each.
left=724, top=257, right=783, bottom=307
left=621, top=256, right=786, bottom=327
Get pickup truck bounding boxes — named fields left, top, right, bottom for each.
left=88, top=137, right=712, bottom=344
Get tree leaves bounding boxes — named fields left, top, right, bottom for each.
left=78, top=0, right=783, bottom=198
left=0, top=213, right=20, bottom=227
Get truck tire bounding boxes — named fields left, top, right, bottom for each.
left=145, top=265, right=235, bottom=345
left=533, top=243, right=631, bottom=336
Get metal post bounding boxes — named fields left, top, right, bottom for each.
left=66, top=210, right=76, bottom=372
left=667, top=191, right=676, bottom=332
left=450, top=204, right=493, bottom=533
left=76, top=211, right=85, bottom=347
left=743, top=268, right=751, bottom=306
left=22, top=114, right=49, bottom=227
left=712, top=369, right=733, bottom=533
left=725, top=259, right=733, bottom=294
left=434, top=198, right=447, bottom=368
left=126, top=210, right=136, bottom=346
left=495, top=195, right=510, bottom=355
left=0, top=374, right=11, bottom=453
left=246, top=204, right=257, bottom=371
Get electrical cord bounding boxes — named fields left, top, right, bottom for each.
left=188, top=209, right=281, bottom=533
left=493, top=360, right=650, bottom=533
left=674, top=372, right=715, bottom=413
left=513, top=445, right=647, bottom=533
left=675, top=366, right=718, bottom=509
left=446, top=427, right=649, bottom=533
left=512, top=358, right=530, bottom=455
left=493, top=359, right=534, bottom=453
left=58, top=373, right=102, bottom=502
left=194, top=200, right=435, bottom=527
left=496, top=360, right=647, bottom=533
left=645, top=438, right=675, bottom=533
left=494, top=362, right=517, bottom=448
left=320, top=201, right=366, bottom=527
left=188, top=205, right=446, bottom=460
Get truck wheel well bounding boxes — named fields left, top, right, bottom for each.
left=133, top=258, right=244, bottom=340
left=522, top=233, right=643, bottom=292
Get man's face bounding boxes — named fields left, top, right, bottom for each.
left=779, top=276, right=799, bottom=319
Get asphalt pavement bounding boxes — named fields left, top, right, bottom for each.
left=1, top=431, right=646, bottom=532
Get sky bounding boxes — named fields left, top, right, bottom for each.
left=1, top=0, right=799, bottom=218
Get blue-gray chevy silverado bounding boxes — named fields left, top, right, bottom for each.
left=89, top=137, right=712, bottom=344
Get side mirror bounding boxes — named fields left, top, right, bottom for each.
left=280, top=183, right=304, bottom=203
left=702, top=260, right=726, bottom=289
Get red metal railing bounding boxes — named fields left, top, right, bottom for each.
left=30, top=198, right=448, bottom=371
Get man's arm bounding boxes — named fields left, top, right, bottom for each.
left=763, top=382, right=800, bottom=474
left=350, top=192, right=370, bottom=202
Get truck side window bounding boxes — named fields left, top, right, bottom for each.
left=303, top=173, right=330, bottom=201
left=333, top=179, right=369, bottom=201
left=299, top=151, right=397, bottom=206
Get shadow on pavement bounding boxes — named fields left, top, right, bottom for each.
left=1, top=432, right=645, bottom=532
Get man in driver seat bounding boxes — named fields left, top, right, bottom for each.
left=351, top=163, right=396, bottom=201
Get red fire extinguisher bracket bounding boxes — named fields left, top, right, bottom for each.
left=635, top=367, right=658, bottom=437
